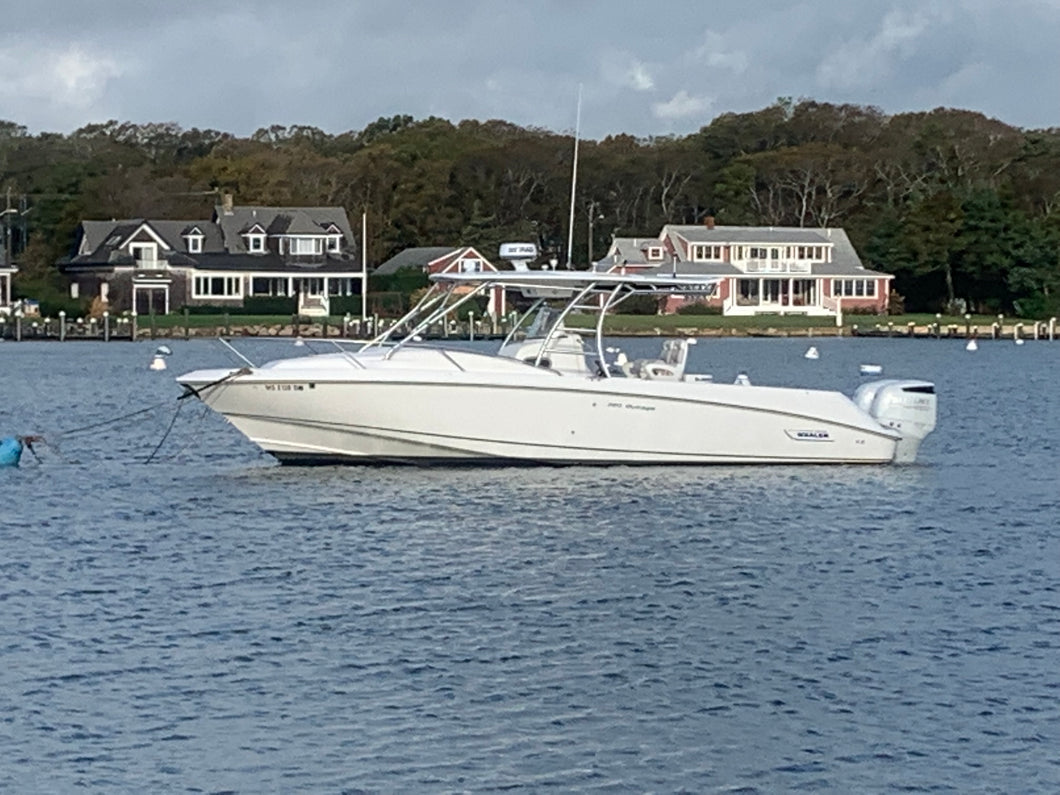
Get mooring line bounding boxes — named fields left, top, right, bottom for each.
left=15, top=366, right=250, bottom=467
left=52, top=400, right=173, bottom=440
left=143, top=399, right=185, bottom=464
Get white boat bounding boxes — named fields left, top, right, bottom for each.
left=177, top=271, right=938, bottom=465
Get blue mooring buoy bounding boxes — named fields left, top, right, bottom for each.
left=0, top=436, right=24, bottom=467
left=0, top=435, right=42, bottom=468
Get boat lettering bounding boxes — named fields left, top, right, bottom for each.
left=264, top=383, right=305, bottom=392
left=605, top=401, right=655, bottom=412
left=785, top=429, right=832, bottom=441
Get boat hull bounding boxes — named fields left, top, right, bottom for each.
left=179, top=366, right=903, bottom=465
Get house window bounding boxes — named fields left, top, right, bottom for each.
left=748, top=246, right=768, bottom=260
left=129, top=243, right=158, bottom=268
left=327, top=235, right=342, bottom=253
left=646, top=246, right=664, bottom=261
left=690, top=244, right=723, bottom=261
left=185, top=235, right=203, bottom=253
left=245, top=233, right=266, bottom=253
left=832, top=279, right=877, bottom=298
left=459, top=259, right=483, bottom=272
left=193, top=275, right=243, bottom=298
left=290, top=237, right=322, bottom=255
left=252, top=277, right=289, bottom=296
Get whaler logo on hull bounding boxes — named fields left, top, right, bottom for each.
left=785, top=429, right=833, bottom=442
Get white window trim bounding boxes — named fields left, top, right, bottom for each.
left=185, top=235, right=203, bottom=254
left=129, top=242, right=159, bottom=267
left=192, top=274, right=244, bottom=299
left=289, top=237, right=324, bottom=255
left=832, top=278, right=878, bottom=298
left=246, top=234, right=266, bottom=253
left=327, top=235, right=342, bottom=253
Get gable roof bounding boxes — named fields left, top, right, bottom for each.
left=69, top=218, right=227, bottom=266
left=374, top=246, right=457, bottom=275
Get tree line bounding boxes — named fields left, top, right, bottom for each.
left=3, top=97, right=1060, bottom=315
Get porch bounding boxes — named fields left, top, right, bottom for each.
left=722, top=276, right=838, bottom=318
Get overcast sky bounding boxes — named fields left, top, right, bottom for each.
left=1, top=0, right=1058, bottom=140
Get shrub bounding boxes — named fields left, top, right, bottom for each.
left=329, top=296, right=364, bottom=316
left=887, top=290, right=905, bottom=315
left=615, top=295, right=661, bottom=315
left=676, top=301, right=722, bottom=315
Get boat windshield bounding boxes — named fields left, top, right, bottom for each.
left=524, top=306, right=565, bottom=339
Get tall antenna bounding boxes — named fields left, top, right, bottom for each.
left=564, top=85, right=582, bottom=269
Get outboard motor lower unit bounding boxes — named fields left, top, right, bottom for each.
left=853, top=379, right=938, bottom=464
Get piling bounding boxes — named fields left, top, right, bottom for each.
left=103, top=311, right=110, bottom=342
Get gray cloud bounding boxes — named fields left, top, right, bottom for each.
left=0, top=0, right=1057, bottom=138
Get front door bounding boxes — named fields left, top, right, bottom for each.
left=135, top=286, right=169, bottom=315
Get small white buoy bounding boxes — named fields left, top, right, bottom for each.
left=293, top=337, right=305, bottom=347
left=1015, top=338, right=1025, bottom=346
left=859, top=364, right=883, bottom=375
left=155, top=344, right=172, bottom=356
left=966, top=339, right=978, bottom=351
left=149, top=355, right=167, bottom=371
left=734, top=372, right=751, bottom=385
left=804, top=346, right=819, bottom=360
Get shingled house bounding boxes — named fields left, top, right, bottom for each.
left=58, top=198, right=365, bottom=316
left=596, top=219, right=892, bottom=317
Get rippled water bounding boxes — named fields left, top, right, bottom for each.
left=2, top=338, right=1058, bottom=793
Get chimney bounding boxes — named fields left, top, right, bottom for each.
left=703, top=215, right=715, bottom=230
left=221, top=192, right=234, bottom=215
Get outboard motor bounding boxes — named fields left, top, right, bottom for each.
left=853, top=379, right=938, bottom=464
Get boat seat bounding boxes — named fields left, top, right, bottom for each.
left=625, top=338, right=691, bottom=381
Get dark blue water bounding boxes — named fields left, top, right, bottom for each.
left=2, top=338, right=1058, bottom=793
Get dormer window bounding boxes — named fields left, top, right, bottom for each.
left=646, top=246, right=664, bottom=261
left=243, top=224, right=267, bottom=254
left=184, top=227, right=204, bottom=254
left=327, top=235, right=342, bottom=253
